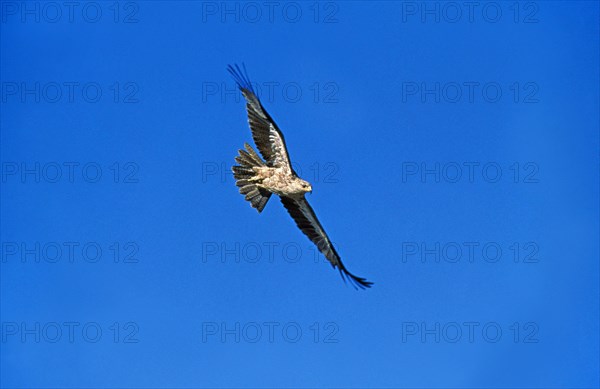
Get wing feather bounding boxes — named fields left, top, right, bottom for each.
left=227, top=64, right=293, bottom=172
left=280, top=196, right=373, bottom=289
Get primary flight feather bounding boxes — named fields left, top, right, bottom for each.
left=228, top=64, right=372, bottom=290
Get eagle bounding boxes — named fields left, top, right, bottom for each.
left=228, top=64, right=372, bottom=290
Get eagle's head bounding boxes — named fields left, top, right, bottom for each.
left=299, top=179, right=313, bottom=194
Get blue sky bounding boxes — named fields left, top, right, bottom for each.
left=1, top=1, right=599, bottom=388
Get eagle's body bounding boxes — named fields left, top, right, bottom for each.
left=228, top=64, right=372, bottom=290
left=251, top=165, right=309, bottom=197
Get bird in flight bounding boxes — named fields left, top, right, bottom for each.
left=228, top=64, right=372, bottom=290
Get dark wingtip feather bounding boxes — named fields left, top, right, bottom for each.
left=338, top=267, right=373, bottom=290
left=227, top=63, right=256, bottom=94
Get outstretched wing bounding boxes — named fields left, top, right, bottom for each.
left=280, top=196, right=373, bottom=289
left=227, top=64, right=293, bottom=172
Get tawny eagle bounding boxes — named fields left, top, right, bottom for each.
left=228, top=64, right=372, bottom=290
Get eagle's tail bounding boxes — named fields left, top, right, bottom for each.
left=232, top=143, right=272, bottom=213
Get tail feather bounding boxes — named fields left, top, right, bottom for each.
left=235, top=154, right=255, bottom=167
left=243, top=143, right=264, bottom=165
left=232, top=166, right=253, bottom=176
left=232, top=143, right=272, bottom=213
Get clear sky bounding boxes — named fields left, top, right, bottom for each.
left=1, top=1, right=599, bottom=388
